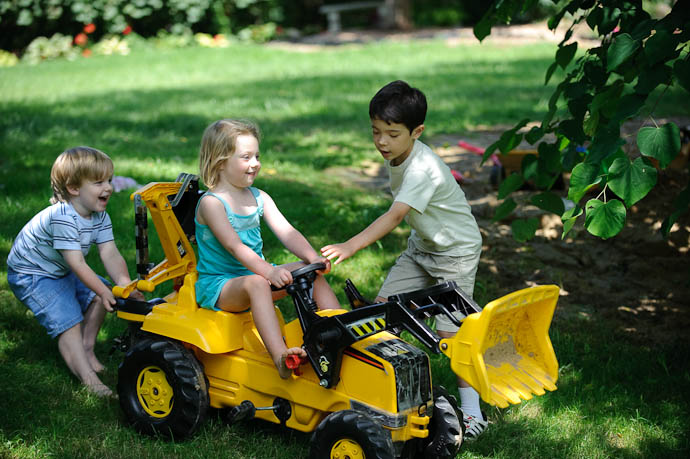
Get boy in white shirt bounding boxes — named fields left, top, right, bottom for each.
left=321, top=80, right=487, bottom=439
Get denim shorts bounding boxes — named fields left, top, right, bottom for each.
left=7, top=268, right=108, bottom=339
left=377, top=242, right=481, bottom=333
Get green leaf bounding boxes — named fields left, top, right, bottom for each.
left=498, top=173, right=524, bottom=199
left=473, top=16, right=493, bottom=42
left=607, top=157, right=657, bottom=207
left=545, top=61, right=558, bottom=85
left=559, top=119, right=587, bottom=144
left=561, top=204, right=583, bottom=239
left=637, top=123, right=681, bottom=169
left=496, top=119, right=529, bottom=154
left=586, top=6, right=603, bottom=32
left=635, top=64, right=672, bottom=94
left=525, top=126, right=544, bottom=144
left=556, top=42, right=578, bottom=69
left=548, top=7, right=567, bottom=31
left=674, top=59, right=690, bottom=93
left=590, top=81, right=624, bottom=118
left=661, top=183, right=690, bottom=237
left=643, top=29, right=678, bottom=66
left=607, top=33, right=640, bottom=72
left=497, top=131, right=524, bottom=154
left=531, top=192, right=565, bottom=216
left=584, top=59, right=608, bottom=86
left=630, top=18, right=655, bottom=41
left=492, top=198, right=517, bottom=222
left=583, top=110, right=600, bottom=137
left=522, top=155, right=538, bottom=182
left=511, top=218, right=540, bottom=242
left=587, top=124, right=625, bottom=164
left=568, top=162, right=601, bottom=203
left=585, top=199, right=626, bottom=239
left=537, top=141, right=561, bottom=174
left=612, top=93, right=645, bottom=122
left=481, top=139, right=499, bottom=164
left=599, top=7, right=621, bottom=35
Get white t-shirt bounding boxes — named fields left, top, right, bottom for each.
left=387, top=140, right=482, bottom=256
left=7, top=201, right=114, bottom=278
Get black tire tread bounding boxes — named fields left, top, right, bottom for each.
left=117, top=336, right=209, bottom=439
left=309, top=409, right=394, bottom=459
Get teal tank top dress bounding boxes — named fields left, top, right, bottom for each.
left=195, top=188, right=264, bottom=310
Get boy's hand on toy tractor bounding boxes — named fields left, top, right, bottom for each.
left=320, top=242, right=355, bottom=265
left=98, top=289, right=117, bottom=313
left=268, top=266, right=293, bottom=288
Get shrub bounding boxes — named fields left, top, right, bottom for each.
left=0, top=49, right=18, bottom=66
left=21, top=33, right=79, bottom=64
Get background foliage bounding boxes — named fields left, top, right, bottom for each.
left=2, top=0, right=526, bottom=53
left=476, top=0, right=688, bottom=241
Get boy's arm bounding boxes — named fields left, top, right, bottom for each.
left=321, top=201, right=411, bottom=265
left=200, top=194, right=293, bottom=287
left=61, top=249, right=117, bottom=312
left=261, top=191, right=331, bottom=272
left=97, top=241, right=145, bottom=300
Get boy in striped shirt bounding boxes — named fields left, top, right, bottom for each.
left=7, top=147, right=141, bottom=397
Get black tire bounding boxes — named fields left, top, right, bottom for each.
left=309, top=410, right=394, bottom=459
left=117, top=336, right=209, bottom=439
left=401, top=386, right=464, bottom=459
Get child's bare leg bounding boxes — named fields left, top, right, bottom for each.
left=218, top=275, right=304, bottom=379
left=313, top=275, right=340, bottom=310
left=81, top=296, right=107, bottom=373
left=58, top=324, right=113, bottom=397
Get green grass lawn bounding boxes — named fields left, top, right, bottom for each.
left=1, top=37, right=689, bottom=458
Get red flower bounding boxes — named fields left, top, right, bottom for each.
left=74, top=33, right=88, bottom=46
left=82, top=49, right=92, bottom=58
left=122, top=25, right=132, bottom=35
left=83, top=23, right=96, bottom=34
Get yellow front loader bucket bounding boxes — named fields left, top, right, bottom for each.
left=441, top=285, right=559, bottom=408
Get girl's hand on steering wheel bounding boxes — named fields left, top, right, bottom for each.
left=267, top=266, right=293, bottom=288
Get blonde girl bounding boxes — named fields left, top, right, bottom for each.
left=195, top=119, right=339, bottom=378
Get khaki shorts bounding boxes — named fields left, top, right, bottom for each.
left=378, top=242, right=481, bottom=333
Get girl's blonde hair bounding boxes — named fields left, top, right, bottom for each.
left=199, top=119, right=260, bottom=188
left=50, top=146, right=114, bottom=204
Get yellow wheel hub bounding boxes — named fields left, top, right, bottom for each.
left=330, top=438, right=365, bottom=459
left=136, top=366, right=174, bottom=418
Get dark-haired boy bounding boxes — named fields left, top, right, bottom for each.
left=321, top=80, right=487, bottom=439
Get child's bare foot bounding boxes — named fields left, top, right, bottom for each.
left=86, top=381, right=114, bottom=398
left=277, top=347, right=307, bottom=379
left=87, top=352, right=105, bottom=373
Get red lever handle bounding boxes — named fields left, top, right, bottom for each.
left=285, top=354, right=303, bottom=369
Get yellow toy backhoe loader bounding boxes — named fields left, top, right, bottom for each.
left=112, top=174, right=560, bottom=458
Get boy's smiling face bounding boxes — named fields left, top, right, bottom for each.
left=371, top=118, right=424, bottom=166
left=67, top=176, right=113, bottom=218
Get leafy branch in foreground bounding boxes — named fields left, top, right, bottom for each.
left=476, top=0, right=689, bottom=240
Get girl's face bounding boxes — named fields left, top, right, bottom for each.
left=219, top=134, right=261, bottom=189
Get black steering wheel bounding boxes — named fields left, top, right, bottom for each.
left=270, top=262, right=326, bottom=291
left=290, top=262, right=326, bottom=279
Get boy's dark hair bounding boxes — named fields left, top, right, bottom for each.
left=369, top=80, right=427, bottom=133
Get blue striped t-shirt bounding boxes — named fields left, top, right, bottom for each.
left=7, top=201, right=114, bottom=278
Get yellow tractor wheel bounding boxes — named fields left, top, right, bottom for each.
left=309, top=410, right=394, bottom=459
left=117, top=336, right=209, bottom=438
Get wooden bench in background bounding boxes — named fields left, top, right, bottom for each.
left=319, top=1, right=393, bottom=33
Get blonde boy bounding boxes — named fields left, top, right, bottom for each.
left=7, top=147, right=141, bottom=397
